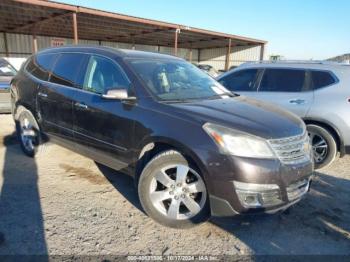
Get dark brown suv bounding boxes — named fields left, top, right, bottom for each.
left=11, top=46, right=313, bottom=228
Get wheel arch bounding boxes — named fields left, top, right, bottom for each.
left=134, top=136, right=209, bottom=188
left=303, top=118, right=345, bottom=156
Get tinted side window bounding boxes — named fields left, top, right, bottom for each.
left=219, top=69, right=258, bottom=91
left=259, top=69, right=307, bottom=92
left=26, top=53, right=57, bottom=81
left=311, top=71, right=336, bottom=89
left=50, top=53, right=87, bottom=87
left=82, top=55, right=130, bottom=94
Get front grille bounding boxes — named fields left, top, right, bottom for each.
left=287, top=179, right=310, bottom=201
left=268, top=132, right=311, bottom=164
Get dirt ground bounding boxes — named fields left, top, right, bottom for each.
left=0, top=114, right=349, bottom=257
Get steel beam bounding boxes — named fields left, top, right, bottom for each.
left=225, top=38, right=232, bottom=71
left=3, top=32, right=9, bottom=57
left=32, top=34, right=38, bottom=53
left=174, top=29, right=180, bottom=56
left=260, top=44, right=265, bottom=60
left=72, top=12, right=79, bottom=44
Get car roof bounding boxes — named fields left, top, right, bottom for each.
left=217, top=61, right=350, bottom=81
left=236, top=61, right=350, bottom=71
left=37, top=45, right=183, bottom=61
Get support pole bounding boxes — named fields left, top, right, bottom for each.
left=3, top=32, right=9, bottom=57
left=174, top=29, right=180, bottom=56
left=32, top=34, right=38, bottom=54
left=189, top=48, right=193, bottom=63
left=225, top=38, right=232, bottom=71
left=72, top=12, right=78, bottom=44
left=260, top=44, right=265, bottom=61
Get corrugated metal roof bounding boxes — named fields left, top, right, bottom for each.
left=0, top=0, right=266, bottom=49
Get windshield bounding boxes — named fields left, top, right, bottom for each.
left=0, top=60, right=17, bottom=77
left=128, top=59, right=230, bottom=101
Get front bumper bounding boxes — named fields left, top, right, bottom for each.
left=207, top=154, right=313, bottom=217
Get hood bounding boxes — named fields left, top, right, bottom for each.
left=169, top=96, right=305, bottom=139
left=0, top=76, right=12, bottom=90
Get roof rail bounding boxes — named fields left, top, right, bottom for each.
left=242, top=60, right=347, bottom=65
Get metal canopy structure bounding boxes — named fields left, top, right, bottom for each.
left=0, top=0, right=267, bottom=69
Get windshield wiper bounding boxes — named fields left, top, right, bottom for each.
left=160, top=92, right=239, bottom=103
left=205, top=92, right=239, bottom=100
left=160, top=98, right=192, bottom=103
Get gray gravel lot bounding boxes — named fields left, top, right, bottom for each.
left=0, top=114, right=349, bottom=256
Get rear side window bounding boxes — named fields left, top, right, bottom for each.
left=82, top=55, right=130, bottom=94
left=50, top=53, right=87, bottom=87
left=259, top=69, right=308, bottom=92
left=311, top=71, right=336, bottom=89
left=26, top=53, right=57, bottom=81
left=219, top=69, right=258, bottom=91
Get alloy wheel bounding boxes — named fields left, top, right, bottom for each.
left=149, top=164, right=207, bottom=220
left=309, top=131, right=328, bottom=164
left=19, top=116, right=37, bottom=152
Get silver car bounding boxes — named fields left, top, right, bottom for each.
left=0, top=58, right=17, bottom=113
left=217, top=61, right=350, bottom=169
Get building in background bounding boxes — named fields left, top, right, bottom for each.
left=269, top=54, right=284, bottom=61
left=0, top=0, right=267, bottom=71
left=327, top=53, right=350, bottom=64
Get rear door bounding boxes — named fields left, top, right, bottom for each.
left=256, top=68, right=314, bottom=117
left=72, top=55, right=135, bottom=171
left=37, top=52, right=88, bottom=142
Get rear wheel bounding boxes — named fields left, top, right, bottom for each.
left=15, top=107, right=41, bottom=157
left=138, top=150, right=210, bottom=228
left=307, top=124, right=337, bottom=169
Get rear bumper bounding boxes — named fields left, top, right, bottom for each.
left=206, top=155, right=314, bottom=217
left=0, top=91, right=11, bottom=113
left=345, top=146, right=350, bottom=154
left=0, top=103, right=11, bottom=113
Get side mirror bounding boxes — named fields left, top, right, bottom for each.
left=102, top=89, right=136, bottom=101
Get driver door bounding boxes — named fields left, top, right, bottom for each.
left=73, top=55, right=135, bottom=171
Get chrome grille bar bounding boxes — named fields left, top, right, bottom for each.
left=269, top=132, right=311, bottom=164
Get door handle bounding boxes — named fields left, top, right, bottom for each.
left=38, top=92, right=48, bottom=98
left=74, top=102, right=88, bottom=110
left=289, top=99, right=306, bottom=105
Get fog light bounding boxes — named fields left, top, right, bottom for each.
left=245, top=195, right=257, bottom=204
left=234, top=181, right=283, bottom=208
left=236, top=191, right=261, bottom=207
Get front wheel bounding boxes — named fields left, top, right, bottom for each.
left=138, top=150, right=210, bottom=228
left=307, top=124, right=337, bottom=169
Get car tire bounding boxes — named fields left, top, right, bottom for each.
left=15, top=106, right=41, bottom=157
left=138, top=150, right=210, bottom=228
left=307, top=124, right=337, bottom=169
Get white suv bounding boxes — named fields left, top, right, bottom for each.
left=217, top=61, right=350, bottom=169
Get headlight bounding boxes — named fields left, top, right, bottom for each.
left=203, top=123, right=275, bottom=158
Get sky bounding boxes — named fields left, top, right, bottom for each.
left=55, top=0, right=350, bottom=60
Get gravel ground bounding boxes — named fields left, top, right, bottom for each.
left=0, top=114, right=349, bottom=257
